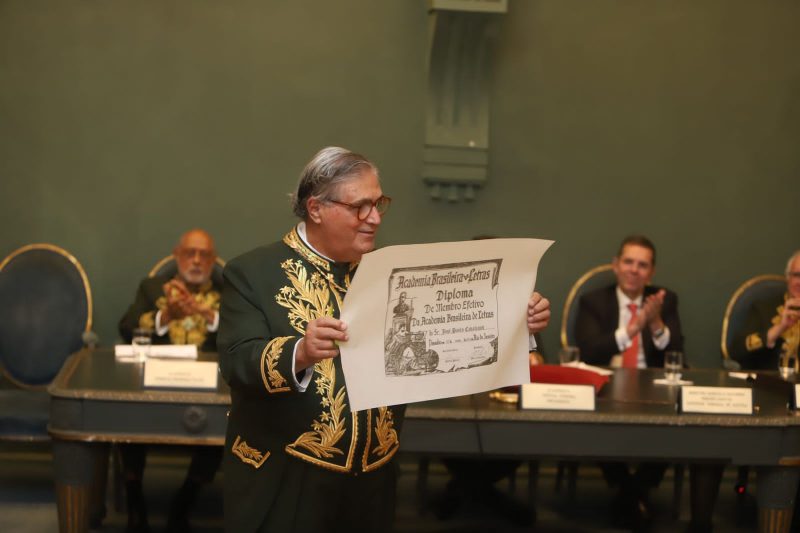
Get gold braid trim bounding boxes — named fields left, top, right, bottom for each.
left=260, top=336, right=293, bottom=393
left=287, top=358, right=346, bottom=458
left=283, top=228, right=330, bottom=272
left=276, top=260, right=335, bottom=335
left=231, top=436, right=270, bottom=469
left=362, top=407, right=400, bottom=472
left=286, top=413, right=358, bottom=473
left=276, top=256, right=355, bottom=471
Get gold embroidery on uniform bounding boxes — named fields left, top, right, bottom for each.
left=139, top=310, right=157, bottom=330
left=277, top=234, right=388, bottom=473
left=284, top=229, right=330, bottom=272
left=143, top=280, right=221, bottom=346
left=260, top=336, right=293, bottom=393
left=276, top=257, right=355, bottom=471
left=276, top=260, right=335, bottom=334
left=231, top=435, right=270, bottom=469
left=746, top=333, right=763, bottom=352
left=283, top=228, right=355, bottom=308
left=774, top=301, right=800, bottom=358
left=372, top=406, right=399, bottom=456
left=362, top=407, right=400, bottom=472
left=288, top=358, right=347, bottom=458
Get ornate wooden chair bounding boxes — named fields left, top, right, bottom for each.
left=0, top=243, right=94, bottom=441
left=720, top=274, right=785, bottom=514
left=561, top=264, right=615, bottom=348
left=556, top=264, right=614, bottom=501
left=720, top=274, right=786, bottom=370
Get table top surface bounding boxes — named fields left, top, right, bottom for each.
left=49, top=348, right=800, bottom=428
left=49, top=347, right=230, bottom=405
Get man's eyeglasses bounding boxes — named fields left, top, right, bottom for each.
left=177, top=248, right=215, bottom=261
left=326, top=195, right=392, bottom=221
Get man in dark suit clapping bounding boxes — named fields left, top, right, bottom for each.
left=576, top=236, right=720, bottom=532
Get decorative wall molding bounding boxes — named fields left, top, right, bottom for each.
left=423, top=0, right=506, bottom=202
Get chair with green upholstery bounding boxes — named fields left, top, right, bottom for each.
left=561, top=264, right=615, bottom=349
left=556, top=264, right=614, bottom=501
left=719, top=273, right=785, bottom=518
left=720, top=274, right=786, bottom=371
left=0, top=243, right=94, bottom=442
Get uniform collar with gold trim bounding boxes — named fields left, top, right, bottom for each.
left=283, top=224, right=361, bottom=276
left=284, top=224, right=332, bottom=272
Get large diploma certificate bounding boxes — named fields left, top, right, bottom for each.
left=339, top=238, right=553, bottom=411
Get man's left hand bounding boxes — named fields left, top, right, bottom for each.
left=527, top=292, right=550, bottom=333
left=643, top=289, right=666, bottom=331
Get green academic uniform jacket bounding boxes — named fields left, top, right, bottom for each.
left=217, top=227, right=403, bottom=532
left=119, top=274, right=220, bottom=352
left=731, top=292, right=799, bottom=371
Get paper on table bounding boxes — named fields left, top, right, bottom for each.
left=339, top=238, right=554, bottom=411
left=728, top=372, right=756, bottom=380
left=653, top=378, right=693, bottom=386
left=115, top=344, right=198, bottom=360
left=562, top=361, right=614, bottom=376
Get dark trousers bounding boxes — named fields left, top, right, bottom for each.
left=600, top=461, right=668, bottom=495
left=256, top=459, right=397, bottom=533
left=689, top=464, right=725, bottom=530
left=120, top=443, right=223, bottom=484
left=442, top=457, right=522, bottom=485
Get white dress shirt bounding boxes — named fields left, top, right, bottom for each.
left=154, top=308, right=219, bottom=337
left=612, top=286, right=670, bottom=369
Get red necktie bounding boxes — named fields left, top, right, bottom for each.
left=622, top=303, right=639, bottom=368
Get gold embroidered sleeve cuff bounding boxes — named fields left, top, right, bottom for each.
left=260, top=336, right=296, bottom=394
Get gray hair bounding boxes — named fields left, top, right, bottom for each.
left=787, top=250, right=800, bottom=276
left=291, top=146, right=378, bottom=219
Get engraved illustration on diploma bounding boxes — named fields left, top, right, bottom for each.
left=383, top=259, right=502, bottom=377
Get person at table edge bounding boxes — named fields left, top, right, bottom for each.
left=118, top=228, right=223, bottom=533
left=731, top=250, right=800, bottom=371
left=575, top=235, right=726, bottom=532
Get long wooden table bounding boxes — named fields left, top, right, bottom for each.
left=49, top=349, right=800, bottom=532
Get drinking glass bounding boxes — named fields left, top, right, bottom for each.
left=778, top=348, right=797, bottom=381
left=664, top=351, right=683, bottom=382
left=559, top=346, right=580, bottom=366
left=132, top=327, right=152, bottom=363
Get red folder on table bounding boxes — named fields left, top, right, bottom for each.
left=529, top=364, right=609, bottom=393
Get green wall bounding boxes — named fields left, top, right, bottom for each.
left=1, top=0, right=798, bottom=367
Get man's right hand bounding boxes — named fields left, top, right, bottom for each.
left=161, top=279, right=193, bottom=323
left=643, top=289, right=666, bottom=334
left=625, top=290, right=665, bottom=338
left=295, top=317, right=349, bottom=372
left=766, top=298, right=800, bottom=348
left=780, top=297, right=800, bottom=330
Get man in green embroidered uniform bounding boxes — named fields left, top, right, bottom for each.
left=218, top=147, right=552, bottom=532
left=732, top=250, right=800, bottom=370
left=118, top=228, right=224, bottom=532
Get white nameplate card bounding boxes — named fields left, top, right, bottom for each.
left=520, top=383, right=595, bottom=411
left=115, top=344, right=198, bottom=360
left=143, top=360, right=218, bottom=390
left=794, top=384, right=800, bottom=410
left=680, top=386, right=752, bottom=415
